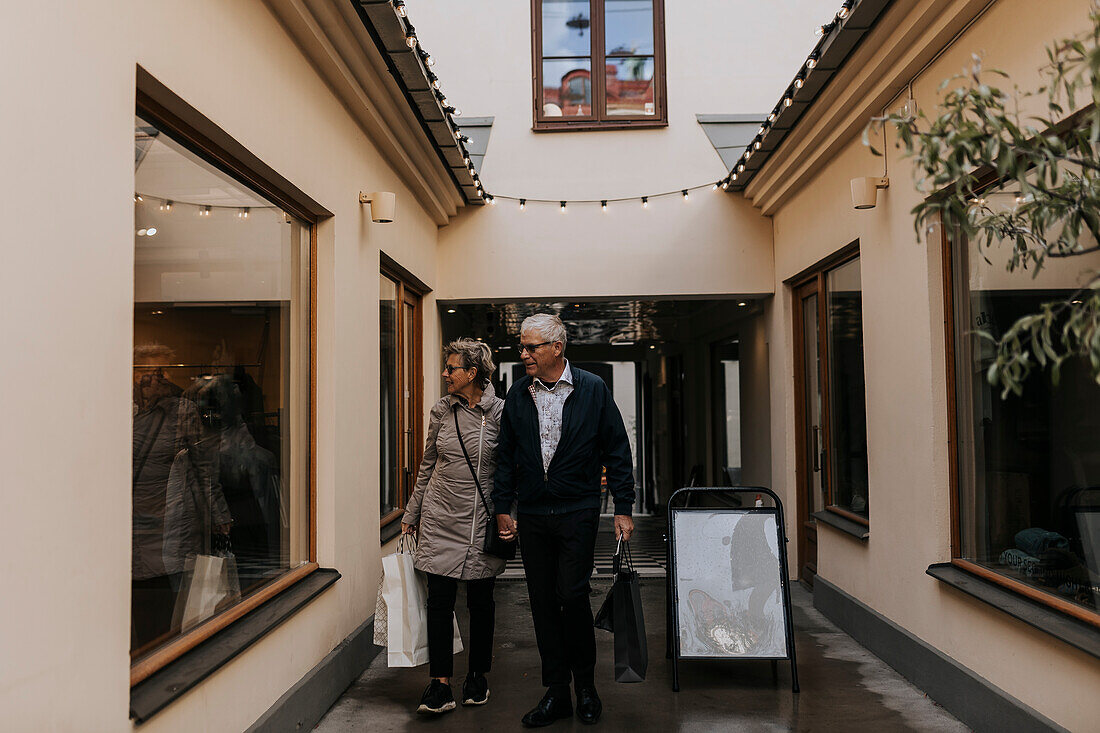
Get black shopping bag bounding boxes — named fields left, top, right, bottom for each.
left=609, top=539, right=648, bottom=682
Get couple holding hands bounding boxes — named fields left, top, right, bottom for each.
left=400, top=313, right=636, bottom=727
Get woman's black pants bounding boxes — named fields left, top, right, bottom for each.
left=425, top=572, right=496, bottom=679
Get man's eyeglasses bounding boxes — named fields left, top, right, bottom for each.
left=443, top=364, right=471, bottom=375
left=518, top=341, right=552, bottom=354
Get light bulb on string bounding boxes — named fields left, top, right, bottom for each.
left=712, top=182, right=720, bottom=191
left=783, top=97, right=792, bottom=108
left=560, top=201, right=567, bottom=214
left=737, top=163, right=745, bottom=173
left=200, top=205, right=211, bottom=217
left=160, top=200, right=173, bottom=212
left=837, top=5, right=850, bottom=20
left=721, top=180, right=730, bottom=190
left=519, top=199, right=526, bottom=211
left=641, top=196, right=648, bottom=209
left=405, top=34, right=417, bottom=48
left=134, top=193, right=143, bottom=203
left=238, top=207, right=250, bottom=219
left=794, top=77, right=804, bottom=90
left=731, top=173, right=738, bottom=181
left=394, top=0, right=406, bottom=17
left=768, top=112, right=776, bottom=122
left=487, top=194, right=496, bottom=205
left=601, top=200, right=608, bottom=211
left=754, top=140, right=762, bottom=150
left=806, top=56, right=817, bottom=69
left=681, top=189, right=689, bottom=202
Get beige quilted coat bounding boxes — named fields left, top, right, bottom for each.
left=401, top=384, right=507, bottom=580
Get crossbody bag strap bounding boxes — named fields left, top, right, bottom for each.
left=452, top=403, right=494, bottom=517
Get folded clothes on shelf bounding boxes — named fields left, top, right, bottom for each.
left=1014, top=527, right=1069, bottom=558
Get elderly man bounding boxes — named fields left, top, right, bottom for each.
left=493, top=313, right=635, bottom=727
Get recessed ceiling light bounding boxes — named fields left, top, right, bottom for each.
left=738, top=301, right=748, bottom=307
left=447, top=308, right=456, bottom=314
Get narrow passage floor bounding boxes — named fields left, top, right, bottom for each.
left=316, top=570, right=967, bottom=731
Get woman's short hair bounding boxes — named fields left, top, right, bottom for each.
left=520, top=313, right=568, bottom=351
left=444, top=338, right=495, bottom=389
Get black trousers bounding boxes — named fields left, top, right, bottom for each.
left=519, top=508, right=600, bottom=688
left=425, top=573, right=496, bottom=679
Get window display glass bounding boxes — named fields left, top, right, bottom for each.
left=132, top=116, right=311, bottom=659
left=825, top=257, right=868, bottom=518
left=952, top=179, right=1100, bottom=615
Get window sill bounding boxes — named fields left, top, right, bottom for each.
left=130, top=567, right=340, bottom=723
left=533, top=119, right=668, bottom=133
left=812, top=510, right=869, bottom=541
left=926, top=562, right=1100, bottom=660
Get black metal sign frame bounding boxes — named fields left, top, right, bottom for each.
left=665, top=486, right=799, bottom=693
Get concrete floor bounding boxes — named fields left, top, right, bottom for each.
left=316, top=578, right=968, bottom=732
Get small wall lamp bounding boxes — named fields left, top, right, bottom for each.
left=359, top=191, right=396, bottom=222
left=850, top=177, right=889, bottom=210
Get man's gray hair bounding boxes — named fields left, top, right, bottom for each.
left=444, top=338, right=496, bottom=389
left=520, top=313, right=568, bottom=351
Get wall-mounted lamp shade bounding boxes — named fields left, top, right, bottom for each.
left=850, top=177, right=889, bottom=210
left=359, top=191, right=396, bottom=222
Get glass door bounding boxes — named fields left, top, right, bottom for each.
left=794, top=279, right=824, bottom=584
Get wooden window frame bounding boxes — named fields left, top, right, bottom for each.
left=379, top=255, right=425, bottom=535
left=531, top=0, right=668, bottom=132
left=939, top=181, right=1100, bottom=630
left=131, top=67, right=329, bottom=687
left=789, top=242, right=869, bottom=528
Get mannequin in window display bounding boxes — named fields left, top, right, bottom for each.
left=132, top=344, right=232, bottom=652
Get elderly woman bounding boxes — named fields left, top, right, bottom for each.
left=400, top=339, right=507, bottom=715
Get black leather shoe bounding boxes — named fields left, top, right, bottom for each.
left=576, top=686, right=602, bottom=725
left=521, top=689, right=574, bottom=727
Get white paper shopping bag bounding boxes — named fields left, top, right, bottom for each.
left=379, top=537, right=463, bottom=667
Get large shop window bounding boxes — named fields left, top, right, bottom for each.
left=131, top=111, right=314, bottom=677
left=379, top=266, right=422, bottom=537
left=532, top=0, right=667, bottom=131
left=947, top=177, right=1100, bottom=622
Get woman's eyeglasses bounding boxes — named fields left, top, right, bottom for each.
left=443, top=364, right=471, bottom=375
left=517, top=341, right=552, bottom=354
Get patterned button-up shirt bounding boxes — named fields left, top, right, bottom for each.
left=528, top=360, right=574, bottom=472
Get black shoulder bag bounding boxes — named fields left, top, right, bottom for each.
left=452, top=403, right=517, bottom=561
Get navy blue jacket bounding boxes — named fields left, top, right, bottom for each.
left=492, top=365, right=636, bottom=516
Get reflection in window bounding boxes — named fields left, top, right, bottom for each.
left=604, top=0, right=655, bottom=116
left=826, top=258, right=868, bottom=517
left=380, top=274, right=399, bottom=519
left=952, top=183, right=1100, bottom=615
left=132, top=115, right=310, bottom=659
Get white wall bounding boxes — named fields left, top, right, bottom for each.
left=410, top=0, right=828, bottom=302
left=1, top=1, right=444, bottom=730
left=768, top=1, right=1100, bottom=729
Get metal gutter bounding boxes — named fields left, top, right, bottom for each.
left=351, top=0, right=485, bottom=205
left=727, top=0, right=895, bottom=193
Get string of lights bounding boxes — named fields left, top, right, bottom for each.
left=479, top=180, right=735, bottom=211
left=469, top=0, right=859, bottom=207
left=134, top=193, right=278, bottom=218
left=391, top=0, right=484, bottom=199
left=718, top=0, right=856, bottom=192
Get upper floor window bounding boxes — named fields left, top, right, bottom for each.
left=533, top=0, right=667, bottom=131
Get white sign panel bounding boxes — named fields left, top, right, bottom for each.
left=672, top=509, right=788, bottom=659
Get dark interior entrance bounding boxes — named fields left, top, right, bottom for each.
left=439, top=297, right=770, bottom=516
